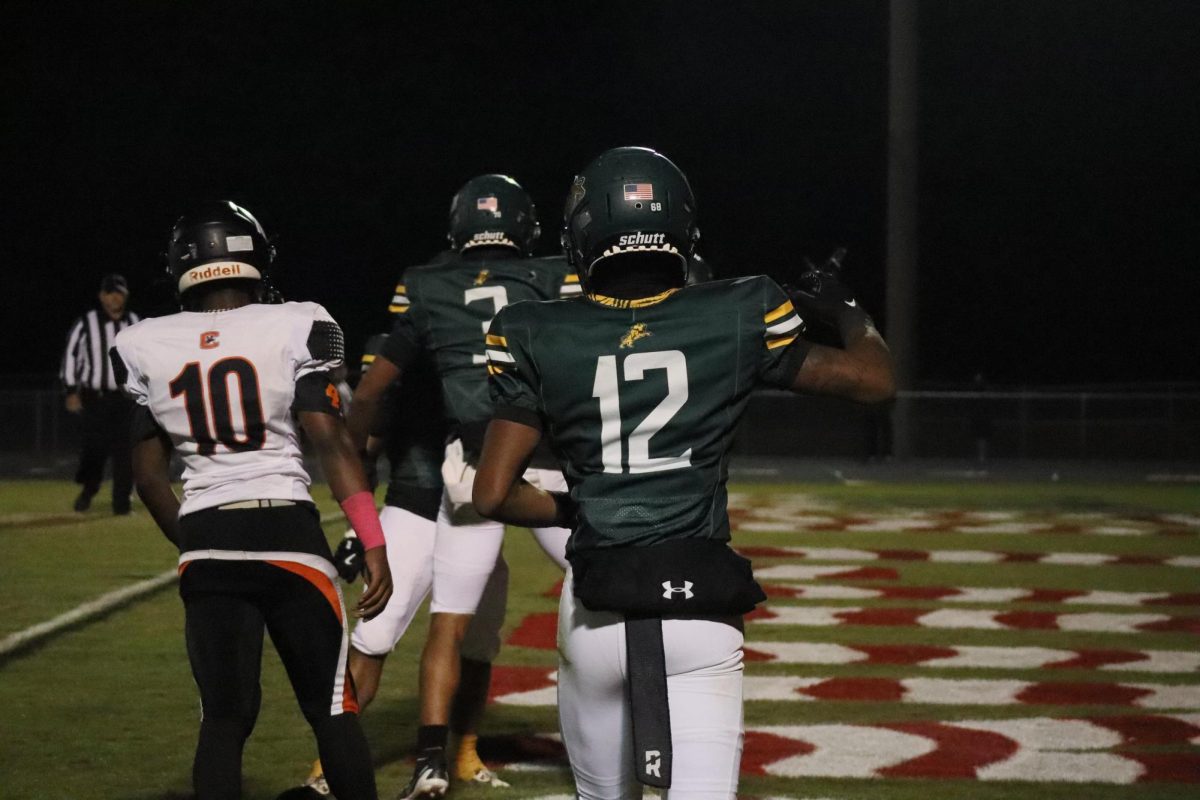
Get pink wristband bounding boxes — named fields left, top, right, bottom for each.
left=340, top=491, right=385, bottom=551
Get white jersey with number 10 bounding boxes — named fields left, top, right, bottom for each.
left=112, top=302, right=343, bottom=516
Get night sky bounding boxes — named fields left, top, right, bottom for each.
left=4, top=1, right=1197, bottom=385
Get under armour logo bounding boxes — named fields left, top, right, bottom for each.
left=661, top=580, right=694, bottom=600
left=644, top=750, right=661, bottom=778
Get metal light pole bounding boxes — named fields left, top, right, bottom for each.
left=887, top=0, right=919, bottom=458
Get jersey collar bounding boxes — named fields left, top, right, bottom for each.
left=585, top=288, right=680, bottom=309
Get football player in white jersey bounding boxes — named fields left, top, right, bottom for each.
left=112, top=201, right=393, bottom=800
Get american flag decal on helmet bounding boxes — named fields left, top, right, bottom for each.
left=624, top=183, right=654, bottom=201
left=477, top=196, right=500, bottom=217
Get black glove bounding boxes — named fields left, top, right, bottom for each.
left=784, top=247, right=869, bottom=331
left=333, top=534, right=366, bottom=583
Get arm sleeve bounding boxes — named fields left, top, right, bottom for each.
left=60, top=317, right=84, bottom=391
left=110, top=336, right=150, bottom=407
left=757, top=277, right=812, bottom=389
left=377, top=296, right=424, bottom=371
left=112, top=335, right=165, bottom=441
left=387, top=279, right=410, bottom=315
left=296, top=305, right=345, bottom=379
left=485, top=306, right=543, bottom=431
left=559, top=272, right=583, bottom=298
left=130, top=405, right=166, bottom=442
left=292, top=372, right=344, bottom=416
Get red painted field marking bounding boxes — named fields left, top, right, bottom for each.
left=878, top=721, right=1019, bottom=778
left=507, top=612, right=558, bottom=650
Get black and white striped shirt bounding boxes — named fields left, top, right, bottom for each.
left=61, top=309, right=141, bottom=392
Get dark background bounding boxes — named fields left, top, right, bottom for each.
left=4, top=1, right=1197, bottom=385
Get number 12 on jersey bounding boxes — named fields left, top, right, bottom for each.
left=592, top=350, right=692, bottom=474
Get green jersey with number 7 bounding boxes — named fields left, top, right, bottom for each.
left=378, top=253, right=576, bottom=456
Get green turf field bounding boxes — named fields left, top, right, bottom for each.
left=1, top=479, right=1197, bottom=799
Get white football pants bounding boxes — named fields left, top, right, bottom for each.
left=557, top=568, right=745, bottom=800
left=351, top=472, right=570, bottom=658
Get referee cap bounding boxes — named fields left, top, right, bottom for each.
left=100, top=274, right=129, bottom=295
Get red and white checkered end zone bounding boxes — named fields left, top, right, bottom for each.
left=491, top=503, right=1199, bottom=786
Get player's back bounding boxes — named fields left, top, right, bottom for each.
left=398, top=252, right=573, bottom=445
left=488, top=276, right=803, bottom=551
left=112, top=301, right=343, bottom=515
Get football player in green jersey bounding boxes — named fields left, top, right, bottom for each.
left=347, top=175, right=578, bottom=799
left=474, top=147, right=895, bottom=799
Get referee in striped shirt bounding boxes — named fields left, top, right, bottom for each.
left=60, top=274, right=141, bottom=513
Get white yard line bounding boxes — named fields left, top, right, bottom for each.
left=0, top=510, right=346, bottom=658
left=0, top=569, right=178, bottom=657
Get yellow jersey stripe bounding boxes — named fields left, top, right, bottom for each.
left=388, top=305, right=409, bottom=314
left=394, top=284, right=406, bottom=294
left=485, top=334, right=507, bottom=346
left=361, top=354, right=376, bottom=364
left=764, top=299, right=795, bottom=323
left=564, top=274, right=580, bottom=283
left=766, top=334, right=798, bottom=350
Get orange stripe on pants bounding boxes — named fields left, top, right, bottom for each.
left=268, top=560, right=359, bottom=714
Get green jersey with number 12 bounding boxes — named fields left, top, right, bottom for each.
left=487, top=275, right=806, bottom=553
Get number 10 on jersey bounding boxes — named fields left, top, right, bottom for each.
left=170, top=358, right=266, bottom=455
left=592, top=350, right=692, bottom=474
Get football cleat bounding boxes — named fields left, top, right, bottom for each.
left=274, top=760, right=330, bottom=799
left=461, top=766, right=510, bottom=789
left=396, top=749, right=449, bottom=800
left=455, top=739, right=509, bottom=788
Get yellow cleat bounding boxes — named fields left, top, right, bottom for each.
left=455, top=735, right=510, bottom=788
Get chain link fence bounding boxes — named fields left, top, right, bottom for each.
left=3, top=384, right=1198, bottom=463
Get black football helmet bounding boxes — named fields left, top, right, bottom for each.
left=562, top=146, right=699, bottom=289
left=448, top=174, right=540, bottom=255
left=167, top=201, right=275, bottom=298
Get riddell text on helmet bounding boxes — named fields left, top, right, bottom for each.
left=188, top=263, right=244, bottom=280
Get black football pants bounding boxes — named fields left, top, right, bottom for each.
left=179, top=556, right=377, bottom=800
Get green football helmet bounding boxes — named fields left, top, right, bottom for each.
left=562, top=146, right=700, bottom=289
left=448, top=174, right=540, bottom=255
